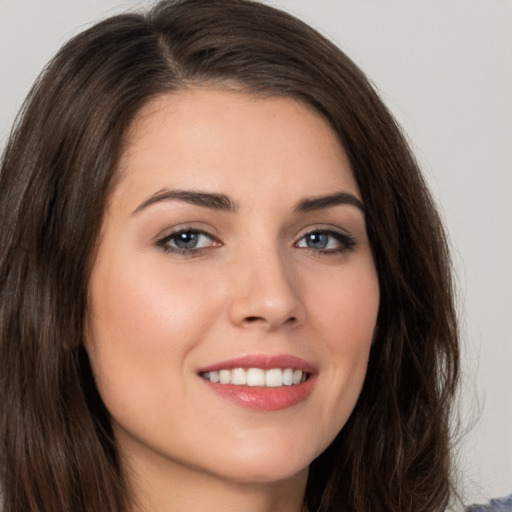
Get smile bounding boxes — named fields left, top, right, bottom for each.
left=200, top=368, right=308, bottom=387
left=198, top=354, right=317, bottom=410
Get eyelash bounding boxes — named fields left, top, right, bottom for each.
left=156, top=228, right=220, bottom=256
left=295, top=229, right=357, bottom=254
left=156, top=227, right=356, bottom=256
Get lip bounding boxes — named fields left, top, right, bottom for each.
left=198, top=354, right=318, bottom=411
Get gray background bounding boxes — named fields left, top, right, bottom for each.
left=1, top=0, right=510, bottom=504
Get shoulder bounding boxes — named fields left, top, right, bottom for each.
left=466, top=495, right=512, bottom=512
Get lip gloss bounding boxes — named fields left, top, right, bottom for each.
left=201, top=375, right=317, bottom=410
left=198, top=354, right=318, bottom=411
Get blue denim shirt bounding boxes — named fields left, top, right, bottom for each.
left=467, top=495, right=512, bottom=512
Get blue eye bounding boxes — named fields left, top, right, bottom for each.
left=296, top=230, right=356, bottom=253
left=157, top=229, right=217, bottom=253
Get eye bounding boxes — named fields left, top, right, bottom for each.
left=295, top=229, right=356, bottom=253
left=156, top=228, right=219, bottom=254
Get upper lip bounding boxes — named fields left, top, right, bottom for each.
left=197, top=354, right=318, bottom=374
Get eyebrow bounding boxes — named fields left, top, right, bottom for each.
left=132, top=189, right=239, bottom=215
left=294, top=192, right=364, bottom=213
left=132, top=188, right=364, bottom=215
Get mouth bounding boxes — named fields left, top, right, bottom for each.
left=197, top=354, right=317, bottom=410
left=199, top=367, right=309, bottom=387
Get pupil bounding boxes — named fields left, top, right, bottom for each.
left=175, top=232, right=198, bottom=249
left=308, top=233, right=328, bottom=249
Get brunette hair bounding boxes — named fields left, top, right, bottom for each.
left=0, top=1, right=459, bottom=511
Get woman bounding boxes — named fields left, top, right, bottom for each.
left=0, top=1, right=460, bottom=511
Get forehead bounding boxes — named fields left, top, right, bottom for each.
left=114, top=88, right=359, bottom=211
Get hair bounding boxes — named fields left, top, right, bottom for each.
left=0, top=1, right=459, bottom=511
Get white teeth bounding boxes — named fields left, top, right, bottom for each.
left=231, top=368, right=247, bottom=385
left=283, top=368, right=294, bottom=386
left=246, top=368, right=265, bottom=386
left=265, top=368, right=283, bottom=387
left=202, top=367, right=308, bottom=387
left=219, top=369, right=231, bottom=384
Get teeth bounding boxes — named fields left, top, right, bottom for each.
left=201, top=368, right=307, bottom=387
left=246, top=368, right=265, bottom=386
left=265, top=368, right=282, bottom=387
left=219, top=370, right=231, bottom=384
left=231, top=368, right=247, bottom=385
left=283, top=368, right=294, bottom=385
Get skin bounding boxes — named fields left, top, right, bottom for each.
left=86, top=88, right=380, bottom=512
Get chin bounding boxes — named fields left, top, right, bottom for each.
left=212, top=458, right=310, bottom=486
left=201, top=436, right=319, bottom=485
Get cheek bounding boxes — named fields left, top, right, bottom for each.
left=85, top=255, right=222, bottom=417
left=309, top=258, right=379, bottom=349
left=305, top=261, right=379, bottom=440
left=330, top=265, right=379, bottom=377
left=88, top=251, right=220, bottom=348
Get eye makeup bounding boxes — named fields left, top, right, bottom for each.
left=295, top=228, right=357, bottom=254
left=155, top=224, right=357, bottom=259
left=156, top=227, right=221, bottom=256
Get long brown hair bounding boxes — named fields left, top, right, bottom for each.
left=0, top=1, right=459, bottom=511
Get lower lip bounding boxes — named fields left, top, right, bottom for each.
left=201, top=375, right=317, bottom=411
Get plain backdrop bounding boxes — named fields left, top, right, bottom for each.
left=1, top=0, right=511, bottom=505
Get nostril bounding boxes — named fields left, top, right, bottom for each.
left=243, top=315, right=298, bottom=326
left=245, top=316, right=264, bottom=323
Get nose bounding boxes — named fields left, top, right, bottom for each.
left=228, top=247, right=306, bottom=331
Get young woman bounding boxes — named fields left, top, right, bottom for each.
left=0, top=1, right=460, bottom=511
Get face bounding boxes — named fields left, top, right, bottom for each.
left=86, top=88, right=379, bottom=488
